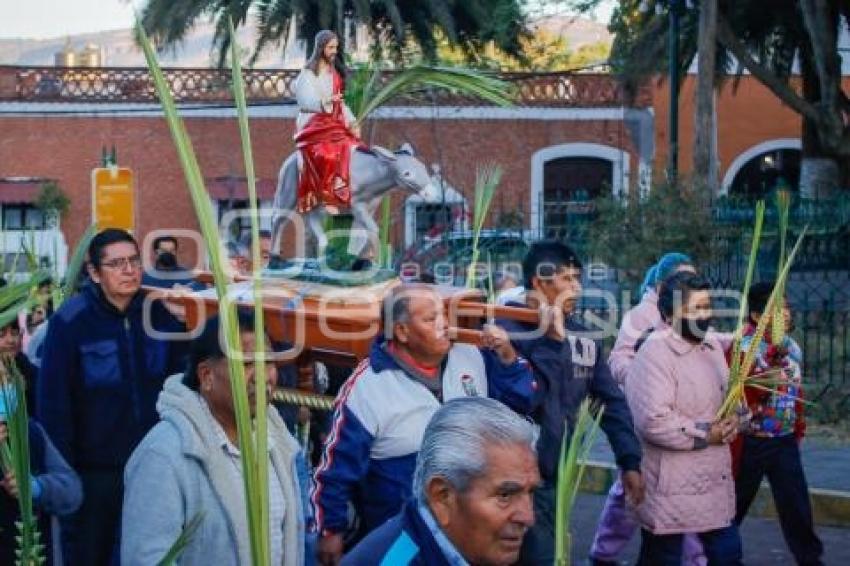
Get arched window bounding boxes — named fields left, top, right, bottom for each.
left=721, top=139, right=801, bottom=197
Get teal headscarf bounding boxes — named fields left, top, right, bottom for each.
left=655, top=253, right=693, bottom=284
left=640, top=252, right=693, bottom=297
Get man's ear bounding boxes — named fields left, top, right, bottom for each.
left=394, top=321, right=410, bottom=345
left=529, top=275, right=546, bottom=295
left=197, top=360, right=215, bottom=393
left=87, top=263, right=101, bottom=284
left=425, top=477, right=457, bottom=528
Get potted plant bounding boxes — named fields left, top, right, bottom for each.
left=35, top=181, right=70, bottom=229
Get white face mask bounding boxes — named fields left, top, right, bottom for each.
left=0, top=383, right=18, bottom=420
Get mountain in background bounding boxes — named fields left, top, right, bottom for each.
left=0, top=21, right=290, bottom=67
left=0, top=16, right=611, bottom=68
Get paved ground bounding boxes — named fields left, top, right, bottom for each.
left=571, top=493, right=849, bottom=564
left=589, top=436, right=850, bottom=491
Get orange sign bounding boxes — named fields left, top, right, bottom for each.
left=92, top=167, right=135, bottom=232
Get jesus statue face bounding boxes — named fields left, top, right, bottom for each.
left=323, top=36, right=339, bottom=64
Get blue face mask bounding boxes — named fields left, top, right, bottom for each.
left=0, top=383, right=18, bottom=420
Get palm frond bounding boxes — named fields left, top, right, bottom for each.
left=719, top=225, right=809, bottom=418
left=356, top=66, right=513, bottom=123
left=229, top=18, right=271, bottom=563
left=2, top=362, right=45, bottom=565
left=156, top=512, right=205, bottom=566
left=466, top=165, right=502, bottom=288
left=59, top=223, right=97, bottom=305
left=725, top=200, right=765, bottom=408
left=555, top=399, right=604, bottom=566
left=744, top=382, right=816, bottom=406
left=771, top=190, right=791, bottom=344
left=138, top=20, right=265, bottom=566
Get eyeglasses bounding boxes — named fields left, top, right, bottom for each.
left=101, top=255, right=143, bottom=271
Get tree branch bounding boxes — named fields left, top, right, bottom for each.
left=716, top=14, right=819, bottom=122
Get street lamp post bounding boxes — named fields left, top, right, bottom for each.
left=640, top=0, right=688, bottom=185
left=668, top=0, right=681, bottom=185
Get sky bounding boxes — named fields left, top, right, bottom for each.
left=0, top=0, right=143, bottom=39
left=0, top=0, right=616, bottom=40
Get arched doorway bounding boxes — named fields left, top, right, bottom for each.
left=530, top=143, right=629, bottom=238
left=722, top=139, right=802, bottom=197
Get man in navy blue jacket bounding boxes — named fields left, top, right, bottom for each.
left=37, top=229, right=187, bottom=566
left=497, top=241, right=645, bottom=565
left=343, top=397, right=539, bottom=566
left=314, top=284, right=537, bottom=565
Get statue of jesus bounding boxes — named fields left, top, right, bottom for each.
left=293, top=30, right=363, bottom=216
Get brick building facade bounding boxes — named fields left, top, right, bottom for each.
left=0, top=66, right=839, bottom=269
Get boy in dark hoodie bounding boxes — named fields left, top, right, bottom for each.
left=497, top=241, right=644, bottom=565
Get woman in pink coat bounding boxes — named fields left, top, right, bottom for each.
left=592, top=253, right=698, bottom=565
left=626, top=272, right=743, bottom=565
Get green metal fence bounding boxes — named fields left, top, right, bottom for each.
left=402, top=192, right=850, bottom=389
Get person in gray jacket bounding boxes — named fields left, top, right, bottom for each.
left=121, top=311, right=305, bottom=566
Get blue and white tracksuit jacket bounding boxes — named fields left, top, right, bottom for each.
left=312, top=337, right=537, bottom=535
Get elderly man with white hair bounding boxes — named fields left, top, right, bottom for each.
left=342, top=396, right=540, bottom=565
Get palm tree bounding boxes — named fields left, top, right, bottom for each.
left=138, top=0, right=529, bottom=67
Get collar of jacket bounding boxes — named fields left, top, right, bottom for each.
left=642, top=287, right=659, bottom=307
left=155, top=374, right=305, bottom=566
left=369, top=335, right=448, bottom=376
left=657, top=321, right=717, bottom=356
left=399, top=498, right=454, bottom=566
left=82, top=280, right=144, bottom=318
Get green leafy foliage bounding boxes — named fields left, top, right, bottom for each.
left=56, top=224, right=97, bottom=308
left=586, top=182, right=718, bottom=286
left=139, top=0, right=529, bottom=67
left=554, top=399, right=604, bottom=566
left=34, top=181, right=70, bottom=217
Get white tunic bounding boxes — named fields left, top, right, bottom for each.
left=293, top=68, right=355, bottom=133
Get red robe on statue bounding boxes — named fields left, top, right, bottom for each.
left=294, top=70, right=362, bottom=214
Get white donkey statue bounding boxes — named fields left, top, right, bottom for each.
left=270, top=142, right=438, bottom=260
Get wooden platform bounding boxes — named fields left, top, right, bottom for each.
left=148, top=274, right=541, bottom=370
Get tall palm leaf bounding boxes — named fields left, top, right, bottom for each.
left=718, top=225, right=808, bottom=418
left=156, top=513, right=205, bottom=566
left=56, top=223, right=97, bottom=307
left=554, top=400, right=604, bottom=565
left=138, top=21, right=267, bottom=566
left=466, top=165, right=502, bottom=289
left=229, top=18, right=271, bottom=563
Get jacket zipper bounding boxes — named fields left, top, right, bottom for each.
left=125, top=317, right=141, bottom=425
